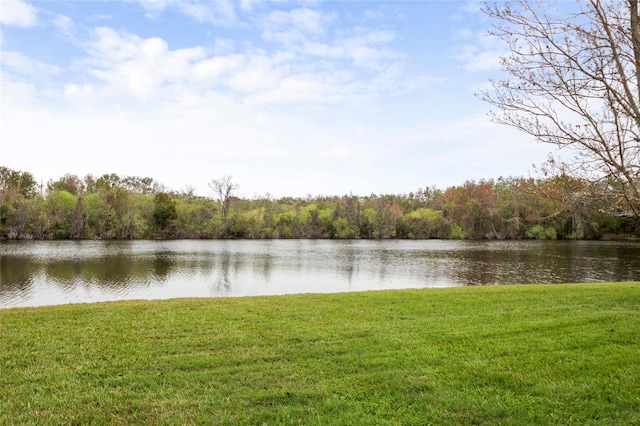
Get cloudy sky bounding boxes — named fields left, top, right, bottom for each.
left=1, top=0, right=551, bottom=198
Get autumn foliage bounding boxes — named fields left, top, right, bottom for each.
left=1, top=167, right=638, bottom=241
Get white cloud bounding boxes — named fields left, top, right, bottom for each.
left=193, top=54, right=242, bottom=83
left=342, top=30, right=398, bottom=69
left=0, top=71, right=38, bottom=104
left=454, top=33, right=506, bottom=72
left=226, top=62, right=281, bottom=94
left=52, top=14, right=74, bottom=37
left=247, top=73, right=340, bottom=105
left=85, top=27, right=207, bottom=99
left=0, top=0, right=37, bottom=27
left=77, top=23, right=406, bottom=107
left=263, top=24, right=400, bottom=71
left=466, top=50, right=503, bottom=72
left=64, top=83, right=94, bottom=98
left=294, top=40, right=342, bottom=59
left=455, top=45, right=504, bottom=72
left=134, top=0, right=175, bottom=19
left=262, top=27, right=306, bottom=46
left=460, top=1, right=484, bottom=15
left=211, top=38, right=235, bottom=54
left=134, top=0, right=236, bottom=25
left=321, top=146, right=355, bottom=160
left=240, top=0, right=254, bottom=12
left=1, top=50, right=59, bottom=75
left=179, top=1, right=235, bottom=24
left=261, top=7, right=334, bottom=39
left=288, top=8, right=329, bottom=34
left=87, top=27, right=145, bottom=62
left=87, top=14, right=112, bottom=22
left=454, top=28, right=474, bottom=40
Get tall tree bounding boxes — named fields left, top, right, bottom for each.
left=0, top=166, right=38, bottom=198
left=47, top=174, right=85, bottom=196
left=480, top=0, right=640, bottom=216
left=153, top=192, right=178, bottom=234
left=209, top=176, right=239, bottom=221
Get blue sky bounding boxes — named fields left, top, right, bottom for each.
left=1, top=0, right=550, bottom=197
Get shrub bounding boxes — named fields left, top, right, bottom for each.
left=526, top=224, right=557, bottom=240
left=450, top=223, right=465, bottom=239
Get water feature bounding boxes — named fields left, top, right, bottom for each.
left=2, top=239, right=639, bottom=308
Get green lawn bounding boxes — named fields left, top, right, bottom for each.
left=1, top=283, right=639, bottom=425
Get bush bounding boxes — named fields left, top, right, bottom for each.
left=526, top=224, right=557, bottom=240
left=450, top=223, right=465, bottom=239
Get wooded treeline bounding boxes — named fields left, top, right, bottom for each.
left=1, top=166, right=638, bottom=240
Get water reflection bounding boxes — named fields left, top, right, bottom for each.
left=1, top=240, right=639, bottom=308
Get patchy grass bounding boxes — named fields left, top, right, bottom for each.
left=1, top=283, right=639, bottom=425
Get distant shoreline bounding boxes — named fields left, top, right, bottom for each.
left=3, top=166, right=639, bottom=241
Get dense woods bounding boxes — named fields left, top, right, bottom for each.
left=1, top=166, right=638, bottom=241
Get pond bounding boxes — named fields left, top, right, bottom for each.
left=1, top=239, right=639, bottom=308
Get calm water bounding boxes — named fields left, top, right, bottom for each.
left=1, top=240, right=639, bottom=308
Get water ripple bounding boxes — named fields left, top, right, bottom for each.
left=2, top=240, right=639, bottom=308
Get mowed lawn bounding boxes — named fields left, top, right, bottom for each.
left=1, top=283, right=639, bottom=425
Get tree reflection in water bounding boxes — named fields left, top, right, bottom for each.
left=1, top=240, right=639, bottom=308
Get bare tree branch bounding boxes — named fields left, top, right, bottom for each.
left=209, top=176, right=239, bottom=221
left=480, top=0, right=640, bottom=216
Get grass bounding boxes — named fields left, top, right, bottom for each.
left=1, top=283, right=639, bottom=425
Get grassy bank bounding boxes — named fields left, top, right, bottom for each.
left=1, top=283, right=639, bottom=425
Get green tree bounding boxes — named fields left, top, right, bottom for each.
left=359, top=207, right=379, bottom=239
left=175, top=196, right=220, bottom=238
left=47, top=174, right=85, bottom=196
left=82, top=193, right=105, bottom=239
left=47, top=190, right=77, bottom=238
left=400, top=208, right=445, bottom=239
left=0, top=166, right=38, bottom=198
left=95, top=173, right=124, bottom=191
left=153, top=192, right=178, bottom=235
left=100, top=186, right=136, bottom=239
left=70, top=197, right=86, bottom=239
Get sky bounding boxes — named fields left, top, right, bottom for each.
left=1, top=0, right=552, bottom=198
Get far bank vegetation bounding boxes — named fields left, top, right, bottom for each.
left=1, top=166, right=638, bottom=241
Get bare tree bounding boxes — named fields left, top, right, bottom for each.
left=480, top=0, right=640, bottom=216
left=209, top=176, right=239, bottom=221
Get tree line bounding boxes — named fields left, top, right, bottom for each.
left=1, top=166, right=638, bottom=241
